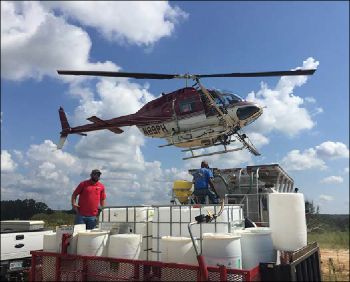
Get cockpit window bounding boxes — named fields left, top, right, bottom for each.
left=179, top=98, right=197, bottom=114
left=214, top=89, right=245, bottom=105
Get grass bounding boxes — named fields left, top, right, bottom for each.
left=308, top=230, right=349, bottom=281
left=308, top=230, right=349, bottom=249
left=31, top=212, right=76, bottom=231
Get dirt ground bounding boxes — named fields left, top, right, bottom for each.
left=320, top=248, right=349, bottom=281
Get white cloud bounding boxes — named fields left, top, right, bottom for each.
left=320, top=176, right=344, bottom=184
left=281, top=141, right=349, bottom=170
left=1, top=150, right=18, bottom=173
left=43, top=2, right=188, bottom=46
left=316, top=141, right=349, bottom=160
left=343, top=167, right=349, bottom=174
left=318, top=194, right=334, bottom=201
left=246, top=57, right=319, bottom=137
left=281, top=148, right=326, bottom=171
left=311, top=107, right=323, bottom=116
left=1, top=1, right=187, bottom=81
left=305, top=97, right=316, bottom=103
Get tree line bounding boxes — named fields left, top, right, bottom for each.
left=1, top=199, right=55, bottom=220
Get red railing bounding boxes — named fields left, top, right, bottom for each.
left=29, top=250, right=260, bottom=281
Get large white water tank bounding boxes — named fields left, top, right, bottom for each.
left=268, top=193, right=307, bottom=251
left=99, top=207, right=153, bottom=260
left=100, top=207, right=154, bottom=222
left=152, top=205, right=243, bottom=261
left=43, top=233, right=57, bottom=281
left=43, top=233, right=57, bottom=252
left=77, top=231, right=109, bottom=257
left=108, top=234, right=142, bottom=259
left=202, top=233, right=242, bottom=269
left=160, top=236, right=198, bottom=265
left=234, top=228, right=275, bottom=269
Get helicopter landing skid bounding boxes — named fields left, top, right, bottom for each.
left=181, top=144, right=247, bottom=160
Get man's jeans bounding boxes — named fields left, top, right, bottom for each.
left=75, top=213, right=96, bottom=230
left=193, top=189, right=219, bottom=204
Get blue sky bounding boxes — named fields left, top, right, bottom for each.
left=1, top=1, right=349, bottom=213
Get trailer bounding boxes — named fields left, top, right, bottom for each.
left=28, top=163, right=322, bottom=281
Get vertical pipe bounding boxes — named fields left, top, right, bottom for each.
left=30, top=254, right=36, bottom=282
left=275, top=170, right=281, bottom=192
left=157, top=207, right=160, bottom=262
left=238, top=168, right=243, bottom=194
left=82, top=258, right=88, bottom=282
left=55, top=255, right=61, bottom=281
left=219, top=265, right=227, bottom=281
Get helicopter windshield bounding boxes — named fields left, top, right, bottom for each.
left=214, top=89, right=245, bottom=105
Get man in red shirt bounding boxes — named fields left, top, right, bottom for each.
left=71, top=169, right=106, bottom=229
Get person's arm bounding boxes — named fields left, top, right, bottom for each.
left=72, top=182, right=83, bottom=212
left=100, top=199, right=106, bottom=208
left=71, top=193, right=80, bottom=212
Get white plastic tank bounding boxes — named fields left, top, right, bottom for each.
left=100, top=207, right=154, bottom=222
left=77, top=231, right=109, bottom=257
left=108, top=234, right=143, bottom=260
left=234, top=228, right=275, bottom=269
left=268, top=193, right=307, bottom=251
left=43, top=233, right=57, bottom=252
left=43, top=233, right=57, bottom=281
left=160, top=236, right=198, bottom=265
left=152, top=205, right=243, bottom=261
left=202, top=233, right=242, bottom=269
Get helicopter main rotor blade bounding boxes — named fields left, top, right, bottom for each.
left=57, top=69, right=316, bottom=80
left=195, top=69, right=316, bottom=78
left=57, top=70, right=179, bottom=79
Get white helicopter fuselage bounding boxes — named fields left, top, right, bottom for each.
left=137, top=103, right=262, bottom=148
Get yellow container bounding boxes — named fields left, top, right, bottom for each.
left=173, top=181, right=192, bottom=203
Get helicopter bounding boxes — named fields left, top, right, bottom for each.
left=56, top=68, right=316, bottom=160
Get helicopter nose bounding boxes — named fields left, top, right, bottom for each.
left=237, top=105, right=262, bottom=120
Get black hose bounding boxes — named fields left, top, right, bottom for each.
left=214, top=174, right=233, bottom=194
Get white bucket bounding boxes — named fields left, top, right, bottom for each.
left=268, top=193, right=307, bottom=251
left=160, top=236, right=198, bottom=265
left=234, top=228, right=275, bottom=269
left=202, top=233, right=242, bottom=269
left=108, top=234, right=142, bottom=260
left=77, top=231, right=109, bottom=257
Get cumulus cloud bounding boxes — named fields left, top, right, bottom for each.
left=344, top=167, right=349, bottom=174
left=246, top=57, right=319, bottom=137
left=42, top=1, right=188, bottom=46
left=1, top=150, right=18, bottom=173
left=281, top=141, right=349, bottom=170
left=320, top=176, right=344, bottom=184
left=318, top=194, right=334, bottom=201
left=315, top=142, right=349, bottom=160
left=1, top=1, right=187, bottom=81
left=1, top=141, right=84, bottom=207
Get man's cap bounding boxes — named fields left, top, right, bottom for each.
left=91, top=169, right=102, bottom=175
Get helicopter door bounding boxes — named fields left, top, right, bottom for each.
left=200, top=90, right=227, bottom=117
